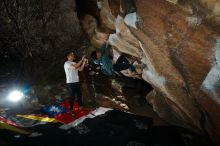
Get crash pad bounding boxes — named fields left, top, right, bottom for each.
left=55, top=109, right=91, bottom=124
left=0, top=121, right=30, bottom=135
left=17, top=114, right=58, bottom=123
left=41, top=104, right=66, bottom=117
left=59, top=100, right=79, bottom=112
left=0, top=116, right=19, bottom=127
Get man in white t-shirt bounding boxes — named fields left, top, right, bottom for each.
left=64, top=51, right=86, bottom=114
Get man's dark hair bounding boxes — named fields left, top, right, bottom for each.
left=65, top=51, right=72, bottom=57
left=91, top=51, right=97, bottom=60
left=65, top=49, right=79, bottom=57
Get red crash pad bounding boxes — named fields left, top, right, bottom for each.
left=59, top=100, right=79, bottom=112
left=0, top=116, right=19, bottom=127
left=55, top=108, right=91, bottom=124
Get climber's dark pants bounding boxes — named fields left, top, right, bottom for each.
left=113, top=55, right=135, bottom=72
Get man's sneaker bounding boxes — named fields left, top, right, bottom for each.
left=79, top=106, right=83, bottom=110
left=70, top=110, right=75, bottom=116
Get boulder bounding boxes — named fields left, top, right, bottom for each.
left=77, top=0, right=220, bottom=144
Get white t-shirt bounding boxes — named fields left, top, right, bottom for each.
left=64, top=61, right=79, bottom=83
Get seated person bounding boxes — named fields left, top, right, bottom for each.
left=90, top=43, right=113, bottom=76
left=113, top=54, right=138, bottom=78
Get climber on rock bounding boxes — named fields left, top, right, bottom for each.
left=113, top=54, right=139, bottom=78
left=90, top=43, right=113, bottom=76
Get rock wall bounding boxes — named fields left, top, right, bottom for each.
left=76, top=0, right=220, bottom=144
